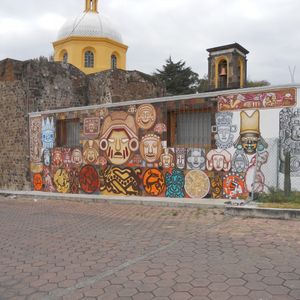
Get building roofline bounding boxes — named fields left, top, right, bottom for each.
left=207, top=43, right=249, bottom=55
left=29, top=84, right=299, bottom=117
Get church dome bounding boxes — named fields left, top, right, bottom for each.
left=57, top=11, right=123, bottom=44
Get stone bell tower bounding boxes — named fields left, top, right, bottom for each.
left=207, top=43, right=249, bottom=91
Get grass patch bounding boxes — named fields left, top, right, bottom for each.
left=257, top=189, right=300, bottom=207
left=259, top=203, right=300, bottom=209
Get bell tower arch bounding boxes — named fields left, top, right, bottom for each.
left=207, top=43, right=249, bottom=91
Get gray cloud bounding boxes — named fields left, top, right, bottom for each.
left=0, top=0, right=299, bottom=84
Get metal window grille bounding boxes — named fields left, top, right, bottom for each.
left=63, top=53, right=68, bottom=64
left=56, top=119, right=80, bottom=147
left=176, top=111, right=212, bottom=147
left=111, top=55, right=117, bottom=70
left=84, top=51, right=94, bottom=68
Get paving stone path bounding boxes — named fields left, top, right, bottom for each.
left=0, top=196, right=300, bottom=300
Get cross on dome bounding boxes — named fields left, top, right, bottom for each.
left=85, top=0, right=98, bottom=13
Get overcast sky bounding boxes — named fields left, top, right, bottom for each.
left=0, top=0, right=299, bottom=84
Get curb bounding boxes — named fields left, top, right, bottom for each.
left=225, top=206, right=300, bottom=220
left=0, top=190, right=226, bottom=209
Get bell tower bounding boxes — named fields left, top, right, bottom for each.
left=207, top=43, right=249, bottom=91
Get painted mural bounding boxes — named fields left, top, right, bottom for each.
left=30, top=116, right=42, bottom=163
left=184, top=170, right=210, bottom=198
left=212, top=112, right=237, bottom=149
left=279, top=108, right=300, bottom=177
left=218, top=88, right=296, bottom=111
left=29, top=87, right=299, bottom=199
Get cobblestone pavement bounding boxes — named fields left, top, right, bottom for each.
left=0, top=196, right=300, bottom=300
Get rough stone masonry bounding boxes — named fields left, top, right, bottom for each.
left=0, top=58, right=165, bottom=190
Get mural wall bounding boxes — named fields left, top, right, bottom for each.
left=29, top=87, right=298, bottom=199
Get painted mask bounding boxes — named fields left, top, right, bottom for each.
left=71, top=148, right=83, bottom=166
left=175, top=148, right=186, bottom=169
left=100, top=112, right=139, bottom=165
left=83, top=117, right=100, bottom=139
left=232, top=149, right=249, bottom=173
left=43, top=149, right=51, bottom=167
left=241, top=133, right=259, bottom=155
left=42, top=117, right=55, bottom=149
left=140, top=134, right=162, bottom=163
left=206, top=149, right=231, bottom=172
left=33, top=173, right=43, bottom=191
left=234, top=111, right=267, bottom=155
left=187, top=148, right=205, bottom=170
left=135, top=104, right=156, bottom=129
left=159, top=148, right=175, bottom=168
left=52, top=149, right=63, bottom=167
left=213, top=112, right=237, bottom=149
left=83, top=140, right=100, bottom=165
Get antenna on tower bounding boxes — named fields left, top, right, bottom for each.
left=288, top=65, right=296, bottom=83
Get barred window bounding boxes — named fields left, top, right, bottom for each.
left=167, top=106, right=213, bottom=149
left=63, top=52, right=68, bottom=64
left=111, top=55, right=117, bottom=70
left=56, top=119, right=80, bottom=147
left=84, top=51, right=94, bottom=68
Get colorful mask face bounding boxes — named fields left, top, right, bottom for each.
left=135, top=104, right=156, bottom=129
left=206, top=149, right=232, bottom=172
left=71, top=148, right=83, bottom=166
left=33, top=173, right=43, bottom=191
left=52, top=149, right=63, bottom=167
left=234, top=110, right=267, bottom=155
left=232, top=149, right=249, bottom=173
left=100, top=112, right=139, bottom=165
left=159, top=148, right=175, bottom=168
left=241, top=133, right=259, bottom=155
left=107, top=129, right=132, bottom=165
left=213, top=112, right=237, bottom=149
left=42, top=117, right=55, bottom=149
left=83, top=117, right=100, bottom=139
left=83, top=140, right=100, bottom=165
left=175, top=148, right=186, bottom=169
left=140, top=134, right=162, bottom=163
left=43, top=149, right=51, bottom=167
left=187, top=148, right=205, bottom=170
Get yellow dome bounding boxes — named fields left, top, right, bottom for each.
left=52, top=0, right=128, bottom=75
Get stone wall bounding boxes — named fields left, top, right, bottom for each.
left=87, top=69, right=165, bottom=104
left=0, top=58, right=165, bottom=190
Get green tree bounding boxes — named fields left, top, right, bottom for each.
left=154, top=57, right=200, bottom=95
left=198, top=74, right=209, bottom=92
left=246, top=80, right=270, bottom=87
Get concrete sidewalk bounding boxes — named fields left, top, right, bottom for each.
left=1, top=189, right=300, bottom=220
left=0, top=189, right=227, bottom=208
